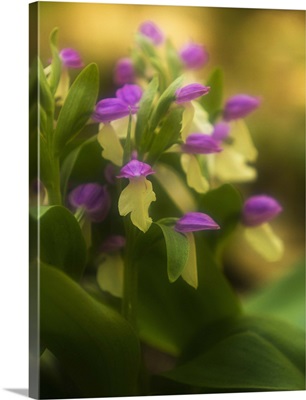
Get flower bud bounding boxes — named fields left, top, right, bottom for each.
left=182, top=133, right=223, bottom=154
left=242, top=195, right=282, bottom=227
left=69, top=183, right=111, bottom=222
left=100, top=235, right=126, bottom=253
left=175, top=212, right=220, bottom=233
left=116, top=84, right=143, bottom=106
left=211, top=122, right=231, bottom=142
left=175, top=83, right=210, bottom=104
left=59, top=48, right=84, bottom=68
left=114, top=58, right=135, bottom=85
left=93, top=98, right=138, bottom=123
left=138, top=20, right=164, bottom=45
left=223, top=94, right=261, bottom=121
left=179, top=42, right=209, bottom=69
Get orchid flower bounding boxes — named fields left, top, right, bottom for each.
left=117, top=160, right=156, bottom=233
left=241, top=195, right=284, bottom=262
left=175, top=212, right=220, bottom=288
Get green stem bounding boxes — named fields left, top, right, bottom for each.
left=121, top=217, right=139, bottom=329
left=47, top=155, right=62, bottom=205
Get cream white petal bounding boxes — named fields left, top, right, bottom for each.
left=213, top=145, right=257, bottom=183
left=230, top=119, right=258, bottom=162
left=97, top=123, right=124, bottom=166
left=244, top=223, right=284, bottom=262
left=181, top=154, right=210, bottom=194
left=97, top=253, right=124, bottom=298
left=118, top=177, right=156, bottom=233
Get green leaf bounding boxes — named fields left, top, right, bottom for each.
left=54, top=63, right=99, bottom=154
left=39, top=133, right=53, bottom=186
left=161, top=315, right=305, bottom=392
left=200, top=67, right=223, bottom=123
left=147, top=107, right=183, bottom=164
left=165, top=38, right=183, bottom=80
left=135, top=75, right=159, bottom=149
left=123, top=113, right=133, bottom=164
left=48, top=27, right=62, bottom=95
left=135, top=33, right=158, bottom=59
left=36, top=205, right=87, bottom=281
left=244, top=260, right=305, bottom=330
left=199, top=184, right=243, bottom=256
left=38, top=57, right=54, bottom=118
left=60, top=135, right=96, bottom=199
left=137, top=235, right=241, bottom=356
left=149, top=75, right=184, bottom=132
left=40, top=262, right=141, bottom=397
left=155, top=220, right=189, bottom=283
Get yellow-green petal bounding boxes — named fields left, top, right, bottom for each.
left=97, top=123, right=124, bottom=166
left=181, top=232, right=198, bottom=289
left=181, top=102, right=195, bottom=141
left=111, top=115, right=136, bottom=139
left=230, top=119, right=258, bottom=162
left=54, top=67, right=70, bottom=106
left=213, top=145, right=257, bottom=183
left=118, top=177, right=156, bottom=233
left=181, top=154, right=210, bottom=194
left=97, top=253, right=124, bottom=298
left=244, top=223, right=284, bottom=262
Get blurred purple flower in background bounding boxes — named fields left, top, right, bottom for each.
left=223, top=94, right=261, bottom=121
left=182, top=133, right=223, bottom=154
left=179, top=42, right=209, bottom=69
left=114, top=58, right=135, bottom=85
left=138, top=20, right=165, bottom=45
left=242, top=195, right=283, bottom=227
left=59, top=48, right=84, bottom=68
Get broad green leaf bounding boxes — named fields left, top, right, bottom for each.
left=155, top=220, right=189, bottom=283
left=40, top=263, right=141, bottom=397
left=135, top=75, right=159, bottom=149
left=36, top=205, right=87, bottom=280
left=137, top=235, right=241, bottom=355
left=147, top=107, right=183, bottom=164
left=149, top=75, right=184, bottom=132
left=200, top=67, right=223, bottom=123
left=244, top=261, right=305, bottom=330
left=199, top=184, right=243, bottom=256
left=48, top=27, right=62, bottom=95
left=54, top=63, right=99, bottom=154
left=161, top=315, right=305, bottom=392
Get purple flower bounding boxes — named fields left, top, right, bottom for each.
left=116, top=84, right=143, bottom=106
left=101, top=235, right=126, bottom=253
left=242, top=195, right=283, bottom=227
left=182, top=133, right=223, bottom=154
left=68, top=183, right=111, bottom=222
left=93, top=98, right=138, bottom=123
left=59, top=48, right=84, bottom=68
left=114, top=58, right=135, bottom=85
left=211, top=122, right=231, bottom=142
left=223, top=94, right=261, bottom=121
left=175, top=83, right=210, bottom=104
left=175, top=212, right=220, bottom=233
left=138, top=20, right=164, bottom=45
left=117, top=159, right=155, bottom=179
left=179, top=42, right=209, bottom=69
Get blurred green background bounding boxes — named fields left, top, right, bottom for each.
left=30, top=2, right=305, bottom=291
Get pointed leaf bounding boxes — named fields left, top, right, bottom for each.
left=155, top=220, right=189, bottom=283
left=200, top=67, right=223, bottom=123
left=35, top=205, right=87, bottom=280
left=54, top=63, right=99, bottom=154
left=48, top=27, right=62, bottom=95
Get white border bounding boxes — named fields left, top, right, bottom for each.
left=0, top=0, right=304, bottom=399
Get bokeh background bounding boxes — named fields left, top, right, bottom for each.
left=30, top=2, right=305, bottom=292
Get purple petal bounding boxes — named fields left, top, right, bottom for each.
left=92, top=98, right=138, bottom=123
left=59, top=48, right=84, bottom=68
left=100, top=235, right=126, bottom=253
left=175, top=83, right=210, bottom=104
left=68, top=183, right=111, bottom=222
left=114, top=58, right=135, bottom=85
left=211, top=122, right=231, bottom=142
left=116, top=84, right=143, bottom=106
left=223, top=94, right=261, bottom=121
left=138, top=21, right=164, bottom=45
left=104, top=163, right=117, bottom=185
left=242, top=195, right=283, bottom=227
left=182, top=133, right=223, bottom=154
left=117, top=160, right=155, bottom=179
left=175, top=212, right=220, bottom=233
left=179, top=42, right=209, bottom=69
